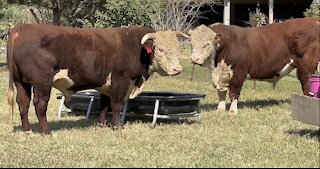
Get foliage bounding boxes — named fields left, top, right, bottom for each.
left=78, top=0, right=155, bottom=28
left=148, top=0, right=217, bottom=32
left=247, top=10, right=267, bottom=27
left=304, top=0, right=320, bottom=20
left=0, top=3, right=34, bottom=42
left=3, top=0, right=220, bottom=32
left=7, top=0, right=106, bottom=26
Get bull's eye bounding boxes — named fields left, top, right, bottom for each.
left=203, top=42, right=210, bottom=48
left=158, top=48, right=164, bottom=53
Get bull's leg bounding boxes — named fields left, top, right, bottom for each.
left=217, top=90, right=227, bottom=111
left=228, top=73, right=246, bottom=114
left=33, top=85, right=51, bottom=135
left=111, top=100, right=124, bottom=130
left=15, top=81, right=32, bottom=132
left=110, top=77, right=130, bottom=130
left=98, top=94, right=111, bottom=127
left=297, top=66, right=311, bottom=96
left=296, top=51, right=320, bottom=96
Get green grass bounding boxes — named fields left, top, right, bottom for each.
left=0, top=61, right=319, bottom=168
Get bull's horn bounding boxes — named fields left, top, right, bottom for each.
left=175, top=31, right=190, bottom=39
left=141, top=33, right=156, bottom=44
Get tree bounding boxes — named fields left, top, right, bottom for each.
left=79, top=0, right=153, bottom=28
left=148, top=0, right=219, bottom=32
left=8, top=0, right=106, bottom=26
left=304, top=0, right=320, bottom=19
left=0, top=1, right=34, bottom=42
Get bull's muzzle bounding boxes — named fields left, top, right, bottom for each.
left=190, top=56, right=202, bottom=65
left=170, top=66, right=182, bottom=76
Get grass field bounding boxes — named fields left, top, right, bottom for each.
left=0, top=56, right=319, bottom=168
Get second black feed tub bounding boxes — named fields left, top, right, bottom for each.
left=57, top=91, right=206, bottom=127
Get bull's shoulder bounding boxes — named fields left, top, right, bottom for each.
left=127, top=26, right=155, bottom=34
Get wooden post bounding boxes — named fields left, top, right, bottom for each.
left=224, top=0, right=230, bottom=25
left=190, top=64, right=195, bottom=81
left=269, top=0, right=274, bottom=24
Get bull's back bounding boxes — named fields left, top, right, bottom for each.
left=11, top=24, right=154, bottom=87
left=212, top=18, right=319, bottom=78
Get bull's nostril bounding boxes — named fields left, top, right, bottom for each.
left=191, top=57, right=199, bottom=63
left=173, top=67, right=182, bottom=74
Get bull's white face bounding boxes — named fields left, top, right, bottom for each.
left=152, top=31, right=183, bottom=76
left=189, top=25, right=221, bottom=67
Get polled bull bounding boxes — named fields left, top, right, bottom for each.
left=189, top=17, right=320, bottom=114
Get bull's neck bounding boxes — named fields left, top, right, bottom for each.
left=148, top=61, right=159, bottom=75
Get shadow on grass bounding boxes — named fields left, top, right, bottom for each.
left=13, top=117, right=97, bottom=134
left=201, top=99, right=291, bottom=112
left=238, top=99, right=291, bottom=109
left=13, top=112, right=199, bottom=133
left=123, top=113, right=200, bottom=126
left=285, top=129, right=320, bottom=140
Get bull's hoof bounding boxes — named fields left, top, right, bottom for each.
left=113, top=125, right=124, bottom=131
left=229, top=109, right=238, bottom=115
left=23, top=129, right=33, bottom=134
left=41, top=131, right=52, bottom=136
left=217, top=101, right=226, bottom=112
left=97, top=120, right=109, bottom=128
left=217, top=107, right=226, bottom=112
left=229, top=99, right=238, bottom=115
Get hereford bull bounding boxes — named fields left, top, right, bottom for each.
left=7, top=24, right=190, bottom=134
left=189, top=17, right=320, bottom=114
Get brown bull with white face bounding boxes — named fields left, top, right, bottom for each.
left=7, top=24, right=189, bottom=134
left=190, top=18, right=320, bottom=114
left=189, top=25, right=222, bottom=67
left=141, top=31, right=189, bottom=76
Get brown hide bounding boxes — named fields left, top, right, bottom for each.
left=210, top=17, right=320, bottom=100
left=7, top=24, right=158, bottom=134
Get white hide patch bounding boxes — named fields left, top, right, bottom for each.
left=95, top=73, right=112, bottom=95
left=128, top=76, right=146, bottom=99
left=95, top=73, right=146, bottom=99
left=53, top=69, right=75, bottom=100
left=211, top=60, right=233, bottom=92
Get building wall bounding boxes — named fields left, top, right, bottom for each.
left=198, top=0, right=313, bottom=26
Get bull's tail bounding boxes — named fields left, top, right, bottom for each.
left=7, top=27, right=16, bottom=127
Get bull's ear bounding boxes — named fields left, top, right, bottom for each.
left=214, top=33, right=222, bottom=42
left=142, top=40, right=154, bottom=54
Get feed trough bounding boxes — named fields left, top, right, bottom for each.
left=56, top=91, right=206, bottom=127
left=56, top=91, right=101, bottom=119
left=124, top=91, right=206, bottom=127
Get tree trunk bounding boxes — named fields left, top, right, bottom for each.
left=52, top=6, right=61, bottom=25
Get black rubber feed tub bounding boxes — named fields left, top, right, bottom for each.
left=61, top=91, right=205, bottom=115
left=58, top=91, right=206, bottom=126
left=126, top=91, right=206, bottom=115
left=62, top=91, right=101, bottom=112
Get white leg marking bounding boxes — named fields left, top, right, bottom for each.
left=229, top=99, right=238, bottom=114
left=217, top=101, right=226, bottom=112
